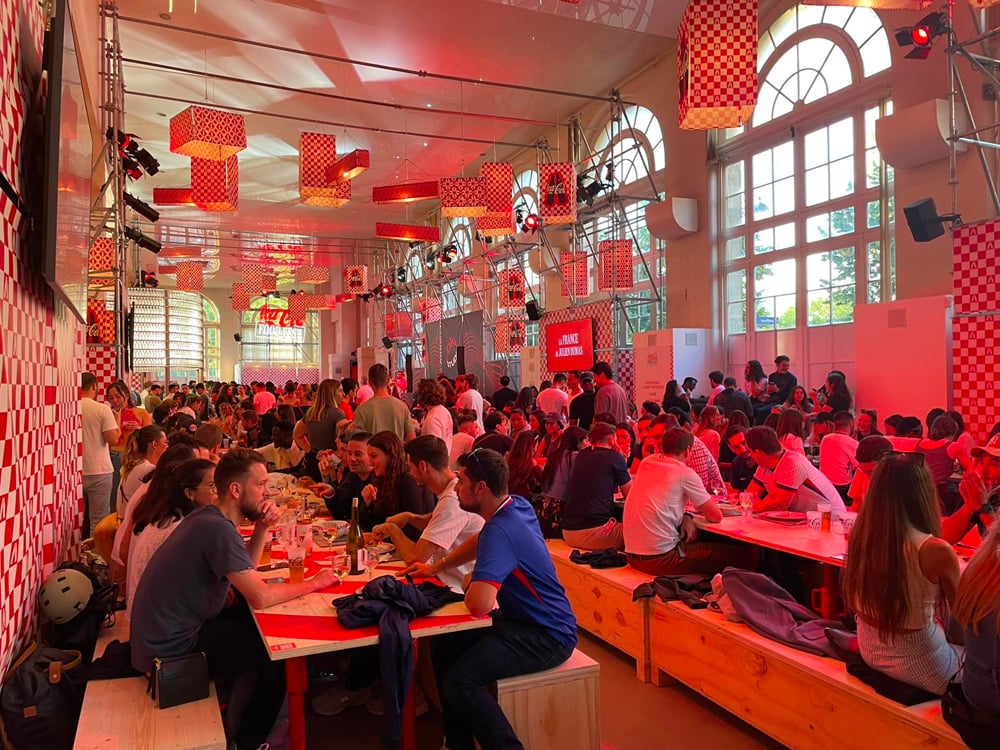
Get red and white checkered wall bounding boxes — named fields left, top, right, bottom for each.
left=240, top=365, right=320, bottom=386
left=1, top=0, right=85, bottom=682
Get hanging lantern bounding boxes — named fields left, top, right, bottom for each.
left=191, top=155, right=239, bottom=211
left=242, top=263, right=264, bottom=293
left=89, top=237, right=115, bottom=273
left=299, top=132, right=352, bottom=207
left=374, top=223, right=441, bottom=243
left=175, top=262, right=204, bottom=292
left=497, top=268, right=526, bottom=308
left=232, top=283, right=251, bottom=311
left=169, top=106, right=247, bottom=161
left=678, top=0, right=758, bottom=130
left=538, top=163, right=577, bottom=225
left=480, top=162, right=513, bottom=214
left=304, top=294, right=337, bottom=310
left=287, top=292, right=307, bottom=321
left=560, top=251, right=589, bottom=298
left=598, top=240, right=634, bottom=292
left=296, top=265, right=330, bottom=284
left=152, top=187, right=195, bottom=206
left=384, top=312, right=414, bottom=339
left=372, top=181, right=440, bottom=204
left=494, top=315, right=527, bottom=354
left=476, top=213, right=515, bottom=238
left=261, top=274, right=277, bottom=294
left=326, top=149, right=370, bottom=181
left=440, top=177, right=487, bottom=218
left=968, top=0, right=1000, bottom=6
left=344, top=265, right=369, bottom=295
left=160, top=245, right=201, bottom=258
left=417, top=297, right=442, bottom=323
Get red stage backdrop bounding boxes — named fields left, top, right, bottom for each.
left=544, top=318, right=596, bottom=373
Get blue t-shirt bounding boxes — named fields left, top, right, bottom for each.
left=471, top=495, right=577, bottom=649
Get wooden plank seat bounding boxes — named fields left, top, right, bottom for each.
left=547, top=540, right=653, bottom=682
left=649, top=599, right=966, bottom=750
left=74, top=617, right=227, bottom=750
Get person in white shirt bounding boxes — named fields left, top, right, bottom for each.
left=257, top=421, right=305, bottom=472
left=252, top=382, right=276, bottom=415
left=819, top=411, right=859, bottom=504
left=624, top=428, right=745, bottom=576
left=355, top=377, right=375, bottom=406
left=373, top=435, right=484, bottom=591
left=455, top=373, right=485, bottom=433
left=746, top=426, right=847, bottom=515
left=706, top=371, right=726, bottom=405
left=450, top=412, right=479, bottom=470
left=417, top=378, right=453, bottom=455
left=536, top=373, right=570, bottom=418
left=81, top=372, right=121, bottom=535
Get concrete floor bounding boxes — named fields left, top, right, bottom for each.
left=303, top=630, right=784, bottom=749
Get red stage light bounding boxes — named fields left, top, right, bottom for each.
left=522, top=213, right=542, bottom=232
left=376, top=283, right=393, bottom=299
left=911, top=26, right=931, bottom=46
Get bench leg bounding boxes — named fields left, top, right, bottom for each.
left=651, top=667, right=679, bottom=687
left=285, top=657, right=308, bottom=750
left=402, top=640, right=419, bottom=750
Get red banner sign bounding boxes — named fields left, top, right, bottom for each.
left=258, top=307, right=304, bottom=328
left=544, top=318, right=595, bottom=372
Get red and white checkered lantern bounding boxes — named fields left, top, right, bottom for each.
left=677, top=0, right=758, bottom=130
left=477, top=214, right=515, bottom=238
left=152, top=187, right=195, bottom=205
left=494, top=315, right=527, bottom=354
left=538, top=163, right=577, bottom=225
left=170, top=106, right=247, bottom=161
left=232, top=283, right=251, bottom=311
left=192, top=155, right=239, bottom=211
left=372, top=181, right=440, bottom=204
left=160, top=245, right=201, bottom=258
left=440, top=177, right=487, bottom=218
left=299, top=132, right=352, bottom=207
left=374, top=223, right=441, bottom=243
left=261, top=274, right=277, bottom=294
left=87, top=299, right=116, bottom=344
left=344, top=266, right=369, bottom=295
left=242, top=263, right=265, bottom=293
left=598, top=240, right=634, bottom=291
left=327, top=149, right=370, bottom=181
left=89, top=237, right=115, bottom=273
left=288, top=292, right=307, bottom=322
left=479, top=163, right=513, bottom=215
left=175, top=262, right=204, bottom=292
left=297, top=266, right=330, bottom=284
left=417, top=297, right=442, bottom=323
left=560, top=251, right=589, bottom=298
left=384, top=312, right=414, bottom=339
left=497, top=268, right=526, bottom=308
left=304, top=294, right=337, bottom=310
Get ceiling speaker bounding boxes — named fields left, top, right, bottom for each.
left=903, top=198, right=945, bottom=243
left=526, top=300, right=542, bottom=321
left=381, top=336, right=392, bottom=349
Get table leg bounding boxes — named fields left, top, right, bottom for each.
left=285, top=657, right=308, bottom=750
left=402, top=640, right=418, bottom=750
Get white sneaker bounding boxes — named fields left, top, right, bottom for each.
left=311, top=684, right=371, bottom=717
left=365, top=687, right=429, bottom=717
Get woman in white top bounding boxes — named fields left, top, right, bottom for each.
left=117, top=425, right=168, bottom=514
left=842, top=453, right=963, bottom=694
left=776, top=409, right=806, bottom=456
left=126, top=458, right=217, bottom=616
left=417, top=378, right=453, bottom=455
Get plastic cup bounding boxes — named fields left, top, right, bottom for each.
left=817, top=502, right=833, bottom=532
left=260, top=533, right=273, bottom=566
left=806, top=510, right=822, bottom=535
left=287, top=544, right=306, bottom=584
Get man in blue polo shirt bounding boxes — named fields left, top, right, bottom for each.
left=413, top=447, right=576, bottom=750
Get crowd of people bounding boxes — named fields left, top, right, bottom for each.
left=77, top=354, right=1000, bottom=749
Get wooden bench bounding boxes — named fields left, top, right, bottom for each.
left=649, top=600, right=966, bottom=750
left=73, top=617, right=227, bottom=750
left=491, top=648, right=600, bottom=750
left=547, top=539, right=653, bottom=682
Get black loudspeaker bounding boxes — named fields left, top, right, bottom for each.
left=456, top=346, right=466, bottom=375
left=526, top=300, right=542, bottom=321
left=405, top=354, right=413, bottom=393
left=381, top=336, right=392, bottom=349
left=903, top=198, right=945, bottom=243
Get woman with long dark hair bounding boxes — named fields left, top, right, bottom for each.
left=776, top=409, right=806, bottom=456
left=538, top=426, right=588, bottom=538
left=507, top=430, right=543, bottom=500
left=855, top=409, right=881, bottom=439
left=661, top=380, right=691, bottom=415
left=106, top=381, right=152, bottom=503
left=361, top=431, right=434, bottom=535
left=615, top=422, right=640, bottom=473
left=513, top=386, right=536, bottom=413
left=842, top=454, right=963, bottom=694
left=783, top=385, right=814, bottom=414
left=817, top=372, right=853, bottom=414
left=693, top=406, right=723, bottom=461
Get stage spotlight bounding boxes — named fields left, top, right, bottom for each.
left=140, top=270, right=158, bottom=288
left=424, top=250, right=438, bottom=270
left=441, top=244, right=459, bottom=263
left=374, top=282, right=393, bottom=299
left=123, top=192, right=160, bottom=223
left=107, top=128, right=161, bottom=177
left=123, top=225, right=162, bottom=253
left=894, top=11, right=948, bottom=60
left=395, top=266, right=407, bottom=283
left=521, top=213, right=542, bottom=232
left=514, top=205, right=526, bottom=225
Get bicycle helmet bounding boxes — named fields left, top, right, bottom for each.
left=37, top=568, right=93, bottom=624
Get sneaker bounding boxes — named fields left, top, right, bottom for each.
left=365, top=688, right=429, bottom=717
left=311, top=684, right=371, bottom=717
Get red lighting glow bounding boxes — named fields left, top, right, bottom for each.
left=911, top=26, right=931, bottom=46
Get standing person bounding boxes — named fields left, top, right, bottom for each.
left=417, top=378, right=454, bottom=455
left=252, top=381, right=276, bottom=415
left=106, top=381, right=152, bottom=503
left=535, top=373, right=569, bottom=419
left=744, top=360, right=771, bottom=424
left=339, top=377, right=357, bottom=420
left=568, top=373, right=596, bottom=430
left=455, top=373, right=485, bottom=434
left=490, top=376, right=518, bottom=413
left=842, top=453, right=963, bottom=695
left=143, top=384, right=164, bottom=413
left=706, top=371, right=726, bottom=405
left=353, top=364, right=415, bottom=442
left=562, top=422, right=632, bottom=550
left=81, top=373, right=120, bottom=537
left=512, top=387, right=535, bottom=414
left=355, top=376, right=375, bottom=406
left=819, top=411, right=859, bottom=504
left=592, top=361, right=629, bottom=424
left=566, top=371, right=583, bottom=403
left=294, top=378, right=346, bottom=481
left=768, top=356, right=798, bottom=405
left=417, top=448, right=577, bottom=750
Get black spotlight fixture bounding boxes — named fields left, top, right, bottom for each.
left=894, top=11, right=948, bottom=60
left=424, top=249, right=438, bottom=270
left=107, top=128, right=160, bottom=177
left=395, top=266, right=407, bottom=283
left=123, top=192, right=160, bottom=223
left=440, top=244, right=459, bottom=263
left=902, top=197, right=961, bottom=242
left=514, top=204, right=526, bottom=226
left=123, top=225, right=162, bottom=253
left=140, top=270, right=159, bottom=288
left=381, top=335, right=393, bottom=349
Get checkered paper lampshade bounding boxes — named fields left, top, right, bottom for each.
left=344, top=265, right=369, bottom=295
left=598, top=240, right=634, bottom=291
left=538, top=163, right=577, bottom=225
left=299, top=132, right=352, bottom=207
left=232, top=283, right=251, bottom=311
left=417, top=297, right=442, bottom=323
left=374, top=223, right=441, bottom=243
left=152, top=187, right=195, bottom=206
left=480, top=163, right=514, bottom=214
left=440, top=177, right=487, bottom=218
left=191, top=155, right=239, bottom=211
left=476, top=213, right=515, bottom=238
left=242, top=263, right=265, bottom=294
left=678, top=0, right=758, bottom=130
left=297, top=266, right=330, bottom=284
left=327, top=149, right=370, bottom=182
left=497, top=268, right=526, bottom=308
left=88, top=237, right=115, bottom=273
left=494, top=315, right=527, bottom=354
left=560, top=251, right=589, bottom=298
left=170, top=106, right=247, bottom=161
left=384, top=312, right=414, bottom=339
left=304, top=294, right=337, bottom=310
left=175, top=262, right=204, bottom=292
left=372, top=181, right=440, bottom=204
left=261, top=274, right=277, bottom=294
left=288, top=292, right=307, bottom=321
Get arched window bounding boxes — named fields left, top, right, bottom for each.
left=587, top=105, right=664, bottom=187
left=202, top=296, right=221, bottom=381
left=239, top=296, right=320, bottom=367
left=719, top=3, right=894, bottom=385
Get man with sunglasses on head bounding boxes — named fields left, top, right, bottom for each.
left=942, top=433, right=1000, bottom=545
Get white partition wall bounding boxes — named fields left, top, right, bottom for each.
left=520, top=346, right=541, bottom=392
left=634, top=329, right=721, bottom=405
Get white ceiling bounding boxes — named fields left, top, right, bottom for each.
left=116, top=0, right=683, bottom=285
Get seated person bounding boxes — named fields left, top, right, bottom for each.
left=644, top=414, right=725, bottom=494
left=561, top=422, right=632, bottom=551
left=847, top=435, right=893, bottom=512
left=130, top=449, right=334, bottom=749
left=256, top=421, right=305, bottom=473
left=360, top=431, right=435, bottom=535
left=819, top=411, right=859, bottom=504
left=842, top=453, right=962, bottom=695
left=724, top=426, right=757, bottom=491
left=745, top=426, right=847, bottom=515
left=324, top=430, right=375, bottom=520
left=941, top=433, right=1000, bottom=545
left=624, top=428, right=746, bottom=576
left=804, top=411, right=833, bottom=449
left=449, top=411, right=478, bottom=470
left=471, top=411, right=513, bottom=455
left=373, top=435, right=484, bottom=592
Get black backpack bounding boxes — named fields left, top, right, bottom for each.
left=0, top=643, right=82, bottom=750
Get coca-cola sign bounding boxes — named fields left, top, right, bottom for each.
left=257, top=306, right=304, bottom=328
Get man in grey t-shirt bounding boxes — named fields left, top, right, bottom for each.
left=353, top=363, right=415, bottom=441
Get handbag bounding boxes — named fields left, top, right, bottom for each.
left=0, top=643, right=83, bottom=750
left=147, top=653, right=210, bottom=709
left=941, top=673, right=1000, bottom=750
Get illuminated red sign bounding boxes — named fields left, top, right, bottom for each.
left=544, top=318, right=595, bottom=372
left=257, top=306, right=304, bottom=328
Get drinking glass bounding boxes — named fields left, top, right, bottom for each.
left=260, top=532, right=273, bottom=566
left=331, top=553, right=350, bottom=583
left=365, top=544, right=382, bottom=579
left=817, top=502, right=833, bottom=532
left=739, top=492, right=754, bottom=523
left=806, top=510, right=822, bottom=535
left=287, top=543, right=306, bottom=585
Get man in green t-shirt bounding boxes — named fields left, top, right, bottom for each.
left=353, top=363, right=415, bottom=441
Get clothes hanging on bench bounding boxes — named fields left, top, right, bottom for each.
left=632, top=574, right=713, bottom=609
left=569, top=548, right=627, bottom=569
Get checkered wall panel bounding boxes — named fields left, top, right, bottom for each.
left=953, top=314, right=997, bottom=443
left=86, top=345, right=117, bottom=392
left=538, top=300, right=613, bottom=382
left=240, top=366, right=320, bottom=386
left=616, top=348, right=636, bottom=406
left=953, top=220, right=1000, bottom=315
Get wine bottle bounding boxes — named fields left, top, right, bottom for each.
left=346, top=497, right=363, bottom=575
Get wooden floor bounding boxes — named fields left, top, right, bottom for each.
left=302, top=631, right=784, bottom=750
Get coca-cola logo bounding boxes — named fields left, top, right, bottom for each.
left=258, top=307, right=304, bottom=327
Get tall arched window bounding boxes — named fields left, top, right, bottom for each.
left=202, top=296, right=221, bottom=381
left=719, top=3, right=894, bottom=386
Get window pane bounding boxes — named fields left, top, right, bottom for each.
left=808, top=289, right=832, bottom=326
left=774, top=177, right=795, bottom=215
left=774, top=222, right=796, bottom=250
left=725, top=161, right=744, bottom=196
left=726, top=195, right=746, bottom=228
left=830, top=156, right=854, bottom=199
left=728, top=302, right=747, bottom=334
left=806, top=165, right=830, bottom=206
left=831, top=207, right=854, bottom=236
left=867, top=241, right=881, bottom=280
left=831, top=247, right=855, bottom=285
left=727, top=269, right=746, bottom=303
left=754, top=259, right=796, bottom=330
left=754, top=227, right=774, bottom=255
left=726, top=236, right=746, bottom=261
left=832, top=285, right=855, bottom=323
left=867, top=199, right=880, bottom=229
